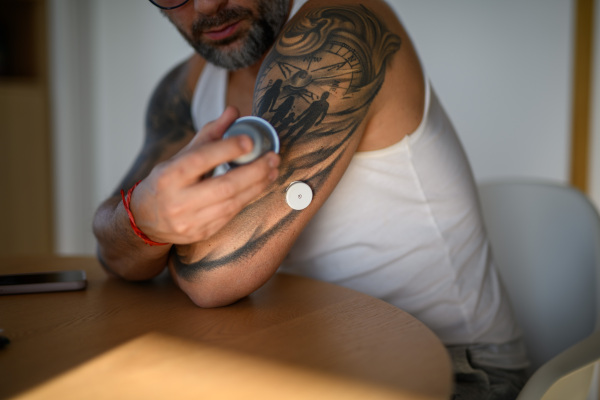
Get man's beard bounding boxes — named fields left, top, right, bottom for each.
left=180, top=1, right=291, bottom=70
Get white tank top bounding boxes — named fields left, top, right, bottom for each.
left=281, top=80, right=521, bottom=346
left=190, top=0, right=522, bottom=353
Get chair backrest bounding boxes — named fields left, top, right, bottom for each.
left=478, top=180, right=600, bottom=371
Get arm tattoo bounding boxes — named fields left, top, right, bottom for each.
left=115, top=62, right=196, bottom=195
left=173, top=4, right=401, bottom=279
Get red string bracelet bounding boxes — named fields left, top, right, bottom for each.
left=121, top=181, right=169, bottom=246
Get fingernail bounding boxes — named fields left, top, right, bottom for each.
left=268, top=153, right=280, bottom=168
left=269, top=169, right=279, bottom=182
left=238, top=136, right=253, bottom=152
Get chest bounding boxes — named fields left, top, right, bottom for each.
left=226, top=70, right=258, bottom=117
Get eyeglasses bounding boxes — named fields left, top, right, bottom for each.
left=148, top=0, right=190, bottom=10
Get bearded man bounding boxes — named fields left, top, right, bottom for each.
left=93, top=2, right=529, bottom=398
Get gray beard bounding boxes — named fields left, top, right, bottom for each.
left=182, top=1, right=291, bottom=70
left=193, top=22, right=272, bottom=70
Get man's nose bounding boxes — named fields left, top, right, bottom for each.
left=192, top=0, right=228, bottom=15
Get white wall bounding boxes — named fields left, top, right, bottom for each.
left=50, top=0, right=579, bottom=255
left=49, top=0, right=95, bottom=255
left=590, top=1, right=600, bottom=207
left=393, top=0, right=574, bottom=183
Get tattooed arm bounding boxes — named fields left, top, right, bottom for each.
left=92, top=59, right=280, bottom=280
left=169, top=2, right=410, bottom=307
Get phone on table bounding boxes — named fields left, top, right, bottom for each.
left=0, top=270, right=87, bottom=295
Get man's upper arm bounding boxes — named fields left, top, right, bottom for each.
left=171, top=2, right=401, bottom=300
left=255, top=2, right=401, bottom=195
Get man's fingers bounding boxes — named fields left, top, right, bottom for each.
left=185, top=184, right=272, bottom=242
left=185, top=152, right=280, bottom=206
left=164, top=134, right=255, bottom=186
left=168, top=160, right=279, bottom=244
left=188, top=106, right=240, bottom=147
left=137, top=151, right=280, bottom=244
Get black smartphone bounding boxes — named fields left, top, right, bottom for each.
left=0, top=270, right=87, bottom=295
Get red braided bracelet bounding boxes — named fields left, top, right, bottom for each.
left=121, top=181, right=169, bottom=246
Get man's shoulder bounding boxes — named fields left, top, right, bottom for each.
left=153, top=54, right=205, bottom=98
left=288, top=0, right=400, bottom=24
left=279, top=0, right=405, bottom=71
left=145, top=55, right=205, bottom=142
left=276, top=0, right=422, bottom=151
left=147, top=54, right=205, bottom=121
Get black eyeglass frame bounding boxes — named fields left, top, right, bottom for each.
left=148, top=0, right=190, bottom=10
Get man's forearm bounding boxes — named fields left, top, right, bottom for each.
left=93, top=196, right=171, bottom=281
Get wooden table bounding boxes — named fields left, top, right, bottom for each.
left=0, top=256, right=452, bottom=399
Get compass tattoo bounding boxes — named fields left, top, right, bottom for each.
left=173, top=4, right=400, bottom=278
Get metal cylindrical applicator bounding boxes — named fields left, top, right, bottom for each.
left=222, top=116, right=280, bottom=168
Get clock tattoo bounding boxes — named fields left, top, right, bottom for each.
left=254, top=4, right=401, bottom=177
left=173, top=5, right=401, bottom=278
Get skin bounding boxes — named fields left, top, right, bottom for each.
left=93, top=0, right=425, bottom=307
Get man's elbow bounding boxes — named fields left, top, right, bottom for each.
left=186, top=290, right=244, bottom=309
left=96, top=249, right=166, bottom=282
left=178, top=279, right=245, bottom=309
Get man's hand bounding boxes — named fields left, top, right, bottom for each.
left=128, top=106, right=280, bottom=245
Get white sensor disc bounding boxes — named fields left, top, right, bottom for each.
left=286, top=181, right=313, bottom=210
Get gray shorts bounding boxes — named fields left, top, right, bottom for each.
left=448, top=345, right=529, bottom=400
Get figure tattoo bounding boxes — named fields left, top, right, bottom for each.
left=173, top=4, right=401, bottom=279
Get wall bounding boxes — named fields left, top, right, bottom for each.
left=50, top=0, right=579, bottom=255
left=394, top=0, right=574, bottom=183
left=49, top=0, right=94, bottom=255
left=591, top=1, right=600, bottom=207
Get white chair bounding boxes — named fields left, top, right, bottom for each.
left=477, top=180, right=600, bottom=400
